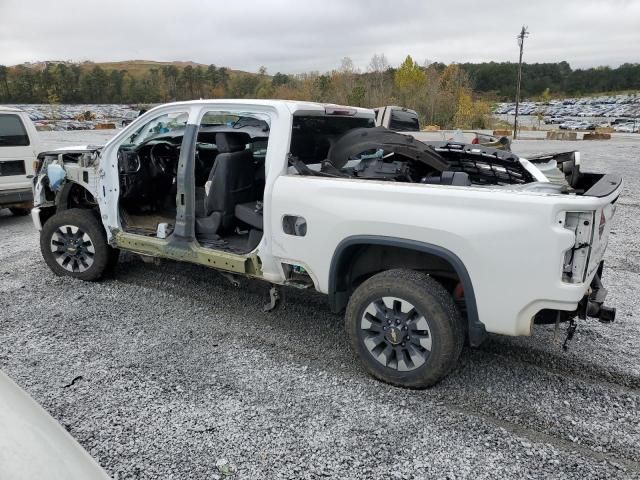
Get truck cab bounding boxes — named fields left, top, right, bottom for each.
left=0, top=106, right=39, bottom=216
left=374, top=105, right=420, bottom=132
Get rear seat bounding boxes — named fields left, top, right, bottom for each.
left=235, top=201, right=263, bottom=230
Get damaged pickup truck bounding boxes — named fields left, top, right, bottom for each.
left=31, top=100, right=621, bottom=388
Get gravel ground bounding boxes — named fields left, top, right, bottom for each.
left=1, top=132, right=639, bottom=479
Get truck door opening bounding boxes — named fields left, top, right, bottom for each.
left=193, top=111, right=270, bottom=254
left=116, top=111, right=188, bottom=236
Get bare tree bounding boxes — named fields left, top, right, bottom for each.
left=367, top=53, right=389, bottom=106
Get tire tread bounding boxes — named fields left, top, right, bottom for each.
left=40, top=208, right=110, bottom=281
left=346, top=269, right=464, bottom=388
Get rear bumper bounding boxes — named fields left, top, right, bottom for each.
left=0, top=188, right=33, bottom=208
left=534, top=260, right=616, bottom=324
left=580, top=260, right=616, bottom=322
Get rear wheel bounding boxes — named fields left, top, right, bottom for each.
left=40, top=209, right=110, bottom=281
left=9, top=207, right=30, bottom=216
left=345, top=269, right=464, bottom=388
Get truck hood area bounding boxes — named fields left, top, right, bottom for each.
left=37, top=145, right=104, bottom=172
left=53, top=145, right=104, bottom=152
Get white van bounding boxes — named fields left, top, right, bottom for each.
left=0, top=106, right=40, bottom=216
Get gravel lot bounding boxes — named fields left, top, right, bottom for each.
left=1, top=131, right=639, bottom=479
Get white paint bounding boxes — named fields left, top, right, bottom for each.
left=0, top=106, right=40, bottom=193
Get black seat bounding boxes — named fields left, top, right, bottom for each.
left=235, top=201, right=263, bottom=230
left=195, top=132, right=255, bottom=239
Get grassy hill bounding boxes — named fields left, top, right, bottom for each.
left=2, top=59, right=262, bottom=104
left=13, top=59, right=251, bottom=78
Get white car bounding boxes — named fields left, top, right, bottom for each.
left=0, top=371, right=110, bottom=479
left=614, top=123, right=639, bottom=133
left=0, top=106, right=40, bottom=215
left=31, top=100, right=621, bottom=388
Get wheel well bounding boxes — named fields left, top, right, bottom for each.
left=39, top=181, right=99, bottom=227
left=331, top=243, right=459, bottom=308
left=329, top=236, right=486, bottom=346
left=57, top=181, right=98, bottom=211
left=342, top=243, right=456, bottom=288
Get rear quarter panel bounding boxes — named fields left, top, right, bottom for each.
left=269, top=175, right=617, bottom=336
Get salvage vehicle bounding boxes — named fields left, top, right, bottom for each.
left=0, top=106, right=39, bottom=216
left=31, top=100, right=621, bottom=388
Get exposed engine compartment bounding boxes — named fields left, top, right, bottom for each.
left=290, top=127, right=545, bottom=188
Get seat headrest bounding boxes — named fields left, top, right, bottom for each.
left=216, top=132, right=250, bottom=153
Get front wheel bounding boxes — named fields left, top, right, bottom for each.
left=345, top=269, right=464, bottom=388
left=40, top=208, right=111, bottom=281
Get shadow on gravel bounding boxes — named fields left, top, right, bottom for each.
left=8, top=247, right=640, bottom=472
left=478, top=336, right=640, bottom=390
left=0, top=209, right=32, bottom=225
left=106, top=252, right=640, bottom=394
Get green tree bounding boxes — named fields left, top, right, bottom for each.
left=394, top=55, right=426, bottom=105
left=347, top=84, right=366, bottom=106
left=217, top=67, right=229, bottom=90
left=162, top=65, right=179, bottom=100
left=0, top=65, right=10, bottom=100
left=228, top=74, right=260, bottom=98
left=272, top=72, right=290, bottom=87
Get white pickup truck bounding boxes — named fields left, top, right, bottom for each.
left=30, top=100, right=621, bottom=388
left=0, top=106, right=38, bottom=215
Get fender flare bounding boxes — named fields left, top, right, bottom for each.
left=328, top=235, right=486, bottom=347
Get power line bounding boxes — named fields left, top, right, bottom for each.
left=513, top=25, right=529, bottom=140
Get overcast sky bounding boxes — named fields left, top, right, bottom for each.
left=1, top=0, right=638, bottom=73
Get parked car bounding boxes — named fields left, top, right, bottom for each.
left=614, top=122, right=639, bottom=133
left=543, top=117, right=564, bottom=124
left=0, top=106, right=39, bottom=216
left=495, top=92, right=640, bottom=119
left=31, top=100, right=621, bottom=388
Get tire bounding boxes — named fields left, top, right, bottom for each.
left=40, top=208, right=110, bottom=281
left=345, top=269, right=464, bottom=388
left=9, top=207, right=30, bottom=216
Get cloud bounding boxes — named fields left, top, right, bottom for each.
left=1, top=0, right=638, bottom=73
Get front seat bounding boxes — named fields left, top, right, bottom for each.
left=195, top=132, right=255, bottom=239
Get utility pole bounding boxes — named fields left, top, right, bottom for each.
left=513, top=25, right=529, bottom=140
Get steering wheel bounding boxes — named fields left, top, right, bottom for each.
left=149, top=142, right=177, bottom=175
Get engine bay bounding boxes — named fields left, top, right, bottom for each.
left=289, top=126, right=544, bottom=188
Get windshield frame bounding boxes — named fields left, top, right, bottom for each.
left=121, top=111, right=189, bottom=148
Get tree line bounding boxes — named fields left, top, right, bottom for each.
left=0, top=57, right=638, bottom=128
left=457, top=61, right=640, bottom=99
left=0, top=63, right=232, bottom=105
left=0, top=56, right=490, bottom=128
